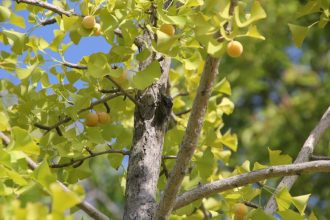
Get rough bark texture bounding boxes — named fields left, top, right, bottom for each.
left=123, top=57, right=171, bottom=219
left=265, top=106, right=330, bottom=213
left=155, top=56, right=220, bottom=219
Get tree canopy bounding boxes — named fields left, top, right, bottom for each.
left=0, top=0, right=329, bottom=219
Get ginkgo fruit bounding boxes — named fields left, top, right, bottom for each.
left=97, top=112, right=110, bottom=124
left=94, top=23, right=101, bottom=36
left=227, top=40, right=243, bottom=58
left=160, top=24, right=175, bottom=36
left=85, top=113, right=99, bottom=127
left=82, top=15, right=96, bottom=29
left=234, top=203, right=248, bottom=220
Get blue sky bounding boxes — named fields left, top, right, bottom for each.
left=0, top=6, right=111, bottom=85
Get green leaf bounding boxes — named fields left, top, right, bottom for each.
left=288, top=24, right=309, bottom=48
left=278, top=209, right=304, bottom=220
left=296, top=0, right=320, bottom=18
left=207, top=41, right=224, bottom=58
left=2, top=30, right=27, bottom=54
left=33, top=160, right=56, bottom=190
left=0, top=112, right=10, bottom=131
left=249, top=208, right=276, bottom=220
left=245, top=25, right=266, bottom=40
left=253, top=162, right=268, bottom=171
left=268, top=148, right=292, bottom=166
left=235, top=1, right=267, bottom=27
left=132, top=61, right=161, bottom=90
left=218, top=97, right=234, bottom=115
left=214, top=78, right=231, bottom=95
left=154, top=30, right=179, bottom=56
left=220, top=130, right=237, bottom=151
left=0, top=6, right=10, bottom=22
left=275, top=188, right=293, bottom=211
left=61, top=16, right=79, bottom=31
left=292, top=194, right=310, bottom=215
left=196, top=147, right=215, bottom=181
left=108, top=154, right=124, bottom=170
left=10, top=13, right=25, bottom=28
left=12, top=127, right=40, bottom=155
left=0, top=149, right=11, bottom=167
left=308, top=211, right=318, bottom=220
left=0, top=165, right=28, bottom=186
left=50, top=183, right=81, bottom=213
left=16, top=62, right=39, bottom=80
left=86, top=52, right=111, bottom=78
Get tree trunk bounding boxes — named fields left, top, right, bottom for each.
left=123, top=58, right=171, bottom=219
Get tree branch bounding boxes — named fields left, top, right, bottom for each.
left=62, top=61, right=88, bottom=70
left=174, top=160, right=330, bottom=210
left=265, top=106, right=330, bottom=213
left=175, top=108, right=192, bottom=117
left=311, top=155, right=330, bottom=160
left=50, top=148, right=130, bottom=168
left=155, top=56, right=220, bottom=219
left=34, top=93, right=123, bottom=133
left=16, top=0, right=75, bottom=17
left=0, top=132, right=109, bottom=220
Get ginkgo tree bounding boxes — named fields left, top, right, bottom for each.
left=0, top=0, right=329, bottom=219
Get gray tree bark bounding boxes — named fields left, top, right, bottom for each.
left=123, top=48, right=171, bottom=219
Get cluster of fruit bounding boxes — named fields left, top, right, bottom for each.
left=82, top=15, right=101, bottom=36
left=85, top=112, right=110, bottom=127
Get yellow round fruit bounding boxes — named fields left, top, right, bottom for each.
left=227, top=40, right=243, bottom=58
left=160, top=24, right=175, bottom=36
left=82, top=15, right=96, bottom=29
left=234, top=203, right=248, bottom=218
left=94, top=23, right=101, bottom=36
left=97, top=112, right=110, bottom=124
left=85, top=113, right=99, bottom=127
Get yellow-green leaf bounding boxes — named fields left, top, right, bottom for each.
left=12, top=127, right=40, bottom=155
left=292, top=194, right=310, bottom=215
left=275, top=188, right=292, bottom=211
left=288, top=24, right=309, bottom=48
left=268, top=148, right=292, bottom=166
left=0, top=6, right=10, bottom=22
left=245, top=25, right=266, bottom=40
left=50, top=183, right=81, bottom=213
left=132, top=61, right=161, bottom=90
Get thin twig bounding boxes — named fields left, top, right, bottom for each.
left=50, top=148, right=130, bottom=168
left=175, top=108, right=192, bottom=116
left=35, top=93, right=123, bottom=133
left=172, top=92, right=189, bottom=99
left=105, top=75, right=140, bottom=107
left=16, top=0, right=75, bottom=17
left=311, top=155, right=330, bottom=160
left=98, top=88, right=120, bottom=94
left=40, top=17, right=57, bottom=26
left=62, top=61, right=88, bottom=70
left=244, top=201, right=259, bottom=209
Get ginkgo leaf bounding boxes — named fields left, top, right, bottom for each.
left=275, top=188, right=293, bottom=211
left=288, top=24, right=309, bottom=48
left=50, top=183, right=81, bottom=213
left=292, top=194, right=311, bottom=215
